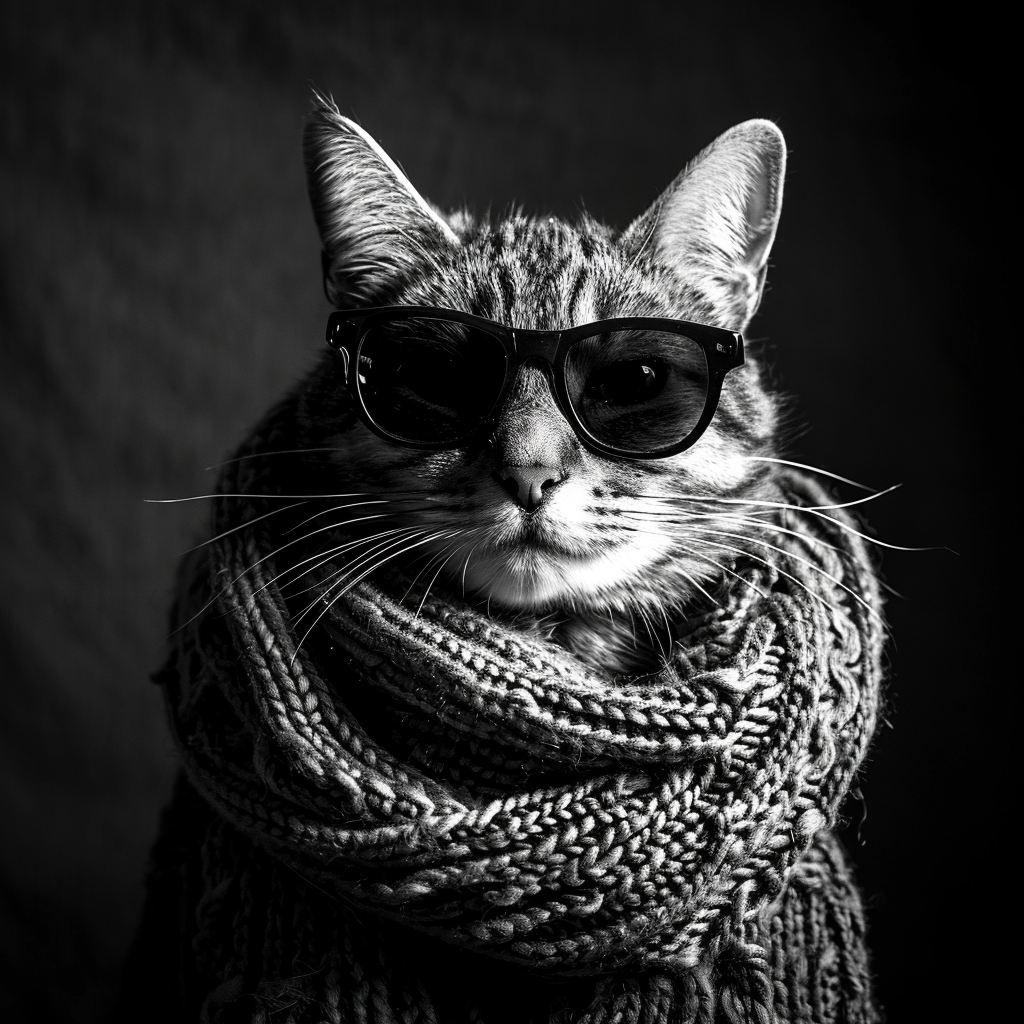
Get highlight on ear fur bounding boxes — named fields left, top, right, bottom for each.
left=304, top=93, right=459, bottom=306
left=622, top=120, right=786, bottom=331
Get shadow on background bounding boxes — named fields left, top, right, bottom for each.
left=0, top=2, right=993, bottom=1020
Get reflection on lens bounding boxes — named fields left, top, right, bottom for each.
left=357, top=318, right=507, bottom=443
left=565, top=330, right=709, bottom=453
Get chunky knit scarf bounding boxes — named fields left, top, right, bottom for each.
left=124, top=410, right=885, bottom=1024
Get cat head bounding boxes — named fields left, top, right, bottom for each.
left=296, top=95, right=785, bottom=627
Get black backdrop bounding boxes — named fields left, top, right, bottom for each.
left=0, top=3, right=995, bottom=1021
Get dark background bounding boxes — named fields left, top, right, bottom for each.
left=0, top=3, right=994, bottom=1021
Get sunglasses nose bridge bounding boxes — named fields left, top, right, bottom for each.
left=509, top=329, right=561, bottom=366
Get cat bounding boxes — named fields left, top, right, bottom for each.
left=125, top=99, right=886, bottom=1022
left=288, top=94, right=785, bottom=677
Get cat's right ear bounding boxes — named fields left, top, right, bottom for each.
left=304, top=95, right=459, bottom=306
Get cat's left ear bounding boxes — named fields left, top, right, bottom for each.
left=621, top=120, right=786, bottom=331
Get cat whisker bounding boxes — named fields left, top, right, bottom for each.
left=286, top=499, right=392, bottom=534
left=261, top=526, right=424, bottom=602
left=145, top=491, right=401, bottom=503
left=399, top=537, right=461, bottom=606
left=179, top=516, right=411, bottom=635
left=628, top=507, right=847, bottom=557
left=238, top=512, right=405, bottom=586
left=687, top=528, right=884, bottom=626
left=689, top=535, right=850, bottom=623
left=203, top=447, right=351, bottom=471
left=613, top=507, right=859, bottom=611
left=310, top=526, right=460, bottom=603
left=712, top=517, right=846, bottom=558
left=606, top=606, right=624, bottom=649
left=634, top=606, right=662, bottom=656
left=415, top=543, right=463, bottom=617
left=672, top=543, right=769, bottom=601
left=293, top=527, right=437, bottom=614
left=165, top=526, right=339, bottom=638
left=179, top=501, right=310, bottom=555
left=289, top=530, right=459, bottom=662
left=685, top=523, right=855, bottom=594
left=657, top=602, right=675, bottom=659
left=624, top=504, right=772, bottom=519
left=636, top=490, right=930, bottom=553
left=174, top=478, right=452, bottom=638
left=284, top=497, right=440, bottom=535
left=288, top=531, right=434, bottom=633
left=666, top=566, right=720, bottom=609
left=740, top=456, right=874, bottom=491
left=460, top=543, right=480, bottom=600
left=637, top=487, right=899, bottom=514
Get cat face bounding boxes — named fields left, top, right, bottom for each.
left=296, top=98, right=785, bottom=633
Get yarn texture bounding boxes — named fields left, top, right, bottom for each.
left=123, top=407, right=885, bottom=1023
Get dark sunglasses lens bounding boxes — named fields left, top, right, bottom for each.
left=565, top=330, right=710, bottom=454
left=356, top=317, right=507, bottom=443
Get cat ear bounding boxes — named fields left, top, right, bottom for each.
left=622, top=120, right=786, bottom=330
left=304, top=94, right=459, bottom=306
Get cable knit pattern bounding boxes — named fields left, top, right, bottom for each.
left=126, top=412, right=885, bottom=1023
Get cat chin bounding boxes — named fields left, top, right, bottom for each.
left=457, top=546, right=650, bottom=612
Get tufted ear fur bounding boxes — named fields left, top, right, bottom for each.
left=303, top=94, right=459, bottom=307
left=622, top=120, right=786, bottom=331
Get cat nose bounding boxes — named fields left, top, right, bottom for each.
left=495, top=466, right=565, bottom=512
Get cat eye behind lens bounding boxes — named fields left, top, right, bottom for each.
left=565, top=330, right=709, bottom=457
left=357, top=318, right=507, bottom=444
left=327, top=307, right=742, bottom=459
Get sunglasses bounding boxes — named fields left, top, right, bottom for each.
left=326, top=306, right=744, bottom=460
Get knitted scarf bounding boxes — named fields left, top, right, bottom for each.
left=125, top=409, right=885, bottom=1024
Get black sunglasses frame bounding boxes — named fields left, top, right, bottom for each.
left=326, top=305, right=744, bottom=460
